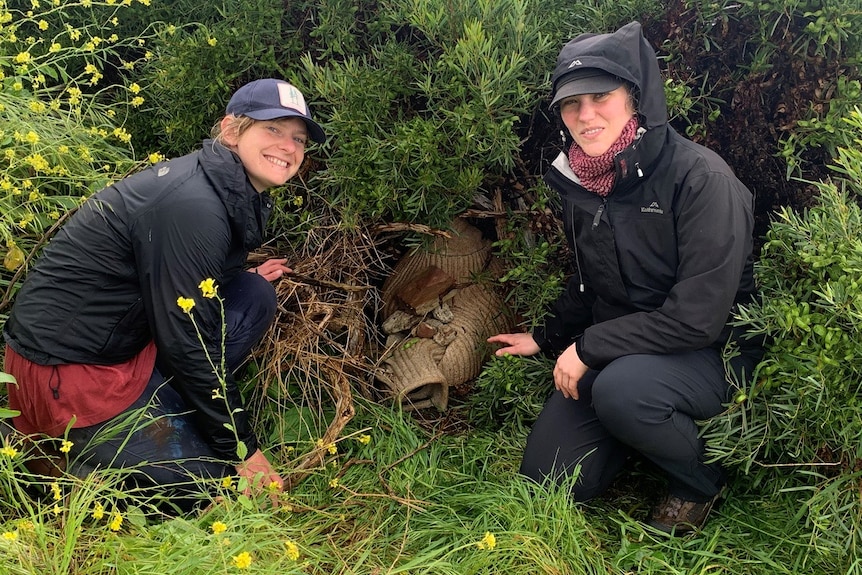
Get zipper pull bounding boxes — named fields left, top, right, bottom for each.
left=591, top=202, right=605, bottom=229
left=636, top=162, right=643, bottom=178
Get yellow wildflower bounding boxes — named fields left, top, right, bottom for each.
left=50, top=482, right=62, bottom=501
left=358, top=434, right=371, bottom=445
left=18, top=214, right=34, bottom=229
left=199, top=278, right=217, bottom=298
left=327, top=443, right=337, bottom=455
left=67, top=87, right=82, bottom=105
left=112, top=128, right=131, bottom=143
left=38, top=20, right=48, bottom=30
left=177, top=297, right=195, bottom=314
left=52, top=504, right=62, bottom=515
left=232, top=551, right=252, bottom=569
left=128, top=82, right=141, bottom=94
left=27, top=154, right=49, bottom=172
left=14, top=52, right=31, bottom=64
left=476, top=531, right=496, bottom=550
left=25, top=131, right=39, bottom=144
left=211, top=521, right=227, bottom=535
left=328, top=478, right=339, bottom=488
left=109, top=511, right=123, bottom=531
left=130, top=96, right=144, bottom=107
left=1, top=446, right=19, bottom=458
left=284, top=539, right=300, bottom=561
left=148, top=152, right=164, bottom=164
left=2, top=530, right=18, bottom=541
left=60, top=440, right=73, bottom=453
left=207, top=37, right=217, bottom=47
left=92, top=501, right=104, bottom=520
left=4, top=242, right=24, bottom=271
left=222, top=476, right=234, bottom=489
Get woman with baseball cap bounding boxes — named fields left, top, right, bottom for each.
left=3, top=79, right=325, bottom=512
left=488, top=22, right=762, bottom=533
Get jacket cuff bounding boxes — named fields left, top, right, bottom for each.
left=532, top=329, right=554, bottom=354
left=574, top=335, right=587, bottom=364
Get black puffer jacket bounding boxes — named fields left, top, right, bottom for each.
left=4, top=140, right=272, bottom=461
left=533, top=22, right=758, bottom=369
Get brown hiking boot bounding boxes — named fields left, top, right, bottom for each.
left=646, top=488, right=724, bottom=534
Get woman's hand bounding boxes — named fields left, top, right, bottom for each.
left=248, top=258, right=291, bottom=282
left=553, top=343, right=589, bottom=400
left=487, top=332, right=541, bottom=357
left=234, top=448, right=283, bottom=506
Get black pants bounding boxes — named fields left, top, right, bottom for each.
left=520, top=348, right=760, bottom=502
left=65, top=272, right=276, bottom=510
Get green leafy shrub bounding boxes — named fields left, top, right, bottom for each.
left=467, top=353, right=553, bottom=436
left=703, top=107, right=862, bottom=570
left=302, top=0, right=558, bottom=229
left=124, top=0, right=291, bottom=156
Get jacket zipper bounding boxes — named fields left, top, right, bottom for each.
left=592, top=200, right=606, bottom=230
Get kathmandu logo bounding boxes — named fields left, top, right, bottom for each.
left=567, top=59, right=582, bottom=68
left=641, top=201, right=664, bottom=215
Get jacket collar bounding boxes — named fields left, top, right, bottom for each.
left=551, top=123, right=667, bottom=194
left=198, top=139, right=272, bottom=251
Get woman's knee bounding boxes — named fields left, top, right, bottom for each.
left=243, top=272, right=278, bottom=322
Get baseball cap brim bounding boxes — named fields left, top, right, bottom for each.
left=243, top=108, right=326, bottom=144
left=550, top=69, right=623, bottom=107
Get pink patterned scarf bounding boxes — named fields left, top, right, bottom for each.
left=568, top=116, right=639, bottom=196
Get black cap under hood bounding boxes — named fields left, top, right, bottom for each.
left=550, top=21, right=667, bottom=130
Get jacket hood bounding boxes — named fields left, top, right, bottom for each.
left=550, top=21, right=667, bottom=129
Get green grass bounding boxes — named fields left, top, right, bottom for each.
left=0, top=398, right=851, bottom=574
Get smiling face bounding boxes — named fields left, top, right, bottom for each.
left=559, top=86, right=635, bottom=157
left=220, top=116, right=308, bottom=192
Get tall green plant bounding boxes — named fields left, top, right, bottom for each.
left=302, top=0, right=557, bottom=229
left=703, top=107, right=862, bottom=573
left=126, top=0, right=292, bottom=155
left=0, top=0, right=165, bottom=311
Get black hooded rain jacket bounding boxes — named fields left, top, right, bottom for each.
left=532, top=21, right=758, bottom=369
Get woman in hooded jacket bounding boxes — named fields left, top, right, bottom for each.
left=488, top=22, right=762, bottom=533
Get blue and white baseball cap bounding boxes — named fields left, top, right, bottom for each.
left=226, top=79, right=326, bottom=143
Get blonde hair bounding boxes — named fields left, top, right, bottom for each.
left=211, top=115, right=257, bottom=146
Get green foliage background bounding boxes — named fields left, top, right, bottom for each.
left=1, top=0, right=862, bottom=573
